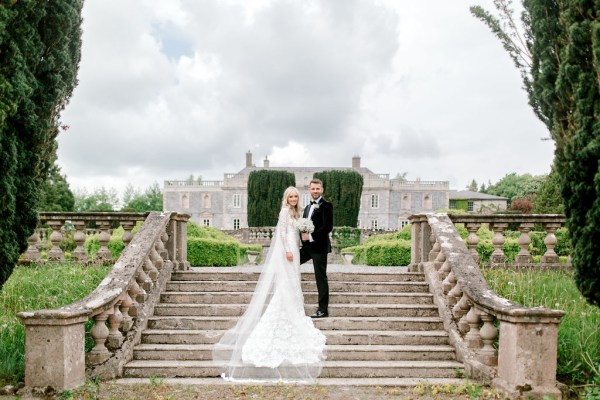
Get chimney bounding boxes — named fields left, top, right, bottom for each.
left=263, top=156, right=270, bottom=168
left=246, top=151, right=252, bottom=167
left=352, top=154, right=361, bottom=169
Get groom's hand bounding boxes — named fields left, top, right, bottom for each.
left=301, top=233, right=310, bottom=241
left=286, top=251, right=293, bottom=262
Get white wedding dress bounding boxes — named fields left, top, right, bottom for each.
left=212, top=207, right=327, bottom=382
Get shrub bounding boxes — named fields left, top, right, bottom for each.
left=332, top=227, right=361, bottom=249
left=188, top=238, right=240, bottom=266
left=365, top=240, right=411, bottom=266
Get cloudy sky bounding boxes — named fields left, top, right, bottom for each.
left=58, top=0, right=555, bottom=195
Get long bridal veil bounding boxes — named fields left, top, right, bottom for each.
left=212, top=210, right=326, bottom=382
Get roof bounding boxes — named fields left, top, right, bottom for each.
left=449, top=190, right=508, bottom=200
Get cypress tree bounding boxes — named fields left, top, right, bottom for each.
left=247, top=170, right=296, bottom=226
left=471, top=0, right=600, bottom=306
left=0, top=0, right=83, bottom=287
left=313, top=170, right=363, bottom=227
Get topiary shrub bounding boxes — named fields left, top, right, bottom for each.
left=365, top=240, right=411, bottom=266
left=188, top=238, right=240, bottom=266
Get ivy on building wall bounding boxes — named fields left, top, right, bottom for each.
left=313, top=170, right=363, bottom=227
left=247, top=170, right=296, bottom=227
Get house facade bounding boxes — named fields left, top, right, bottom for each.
left=448, top=190, right=508, bottom=213
left=163, top=152, right=450, bottom=230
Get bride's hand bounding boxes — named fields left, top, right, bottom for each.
left=285, top=252, right=293, bottom=262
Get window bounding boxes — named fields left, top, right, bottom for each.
left=180, top=193, right=189, bottom=209
left=370, top=220, right=378, bottom=230
left=400, top=219, right=410, bottom=228
left=467, top=201, right=474, bottom=212
left=203, top=194, right=211, bottom=208
left=233, top=194, right=242, bottom=208
left=401, top=194, right=410, bottom=210
left=202, top=219, right=211, bottom=227
left=302, top=194, right=310, bottom=208
left=233, top=218, right=240, bottom=230
left=371, top=194, right=379, bottom=209
left=449, top=200, right=457, bottom=210
left=424, top=194, right=432, bottom=210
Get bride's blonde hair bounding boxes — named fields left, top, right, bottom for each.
left=281, top=186, right=301, bottom=219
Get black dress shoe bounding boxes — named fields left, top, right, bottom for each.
left=310, top=310, right=328, bottom=318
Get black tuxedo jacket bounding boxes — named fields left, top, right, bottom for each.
left=302, top=199, right=333, bottom=254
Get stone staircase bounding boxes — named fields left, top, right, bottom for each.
left=119, top=266, right=465, bottom=385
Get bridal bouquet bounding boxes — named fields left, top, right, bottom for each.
left=296, top=218, right=315, bottom=233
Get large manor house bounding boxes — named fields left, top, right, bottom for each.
left=162, top=152, right=507, bottom=230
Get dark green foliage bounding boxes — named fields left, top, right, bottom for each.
left=313, top=170, right=363, bottom=227
left=472, top=1, right=600, bottom=306
left=247, top=170, right=295, bottom=227
left=38, top=161, right=75, bottom=212
left=121, top=183, right=163, bottom=212
left=365, top=240, right=411, bottom=266
left=74, top=187, right=119, bottom=212
left=533, top=168, right=565, bottom=214
left=0, top=0, right=83, bottom=287
left=187, top=238, right=239, bottom=266
left=84, top=237, right=126, bottom=260
left=332, top=227, right=361, bottom=250
left=484, top=172, right=545, bottom=205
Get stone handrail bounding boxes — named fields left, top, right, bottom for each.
left=409, top=213, right=565, bottom=399
left=17, top=211, right=190, bottom=393
left=22, top=212, right=150, bottom=264
left=447, top=214, right=567, bottom=266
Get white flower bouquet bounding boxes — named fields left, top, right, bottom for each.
left=296, top=218, right=315, bottom=233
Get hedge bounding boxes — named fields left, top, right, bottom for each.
left=187, top=238, right=240, bottom=266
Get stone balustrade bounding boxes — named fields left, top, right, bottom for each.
left=22, top=212, right=152, bottom=264
left=447, top=214, right=567, bottom=267
left=409, top=213, right=565, bottom=399
left=17, top=211, right=190, bottom=394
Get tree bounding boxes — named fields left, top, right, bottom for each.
left=247, top=170, right=296, bottom=227
left=121, top=182, right=163, bottom=212
left=485, top=172, right=545, bottom=204
left=38, top=161, right=75, bottom=212
left=313, top=170, right=363, bottom=227
left=0, top=0, right=83, bottom=287
left=533, top=169, right=564, bottom=214
left=471, top=0, right=600, bottom=306
left=74, top=187, right=120, bottom=212
left=466, top=179, right=478, bottom=192
left=509, top=198, right=534, bottom=214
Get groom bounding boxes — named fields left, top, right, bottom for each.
left=300, top=178, right=333, bottom=318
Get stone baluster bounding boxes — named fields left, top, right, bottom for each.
left=87, top=311, right=110, bottom=365
left=143, top=257, right=158, bottom=282
left=453, top=291, right=470, bottom=334
left=465, top=303, right=482, bottom=349
left=489, top=223, right=508, bottom=265
left=23, top=230, right=41, bottom=262
left=428, top=234, right=440, bottom=262
left=478, top=311, right=498, bottom=365
left=465, top=222, right=481, bottom=263
left=541, top=223, right=561, bottom=264
left=119, top=291, right=134, bottom=331
left=150, top=243, right=164, bottom=271
left=447, top=276, right=461, bottom=307
left=434, top=250, right=445, bottom=271
left=121, top=221, right=136, bottom=245
left=136, top=267, right=152, bottom=292
left=158, top=230, right=169, bottom=260
left=438, top=259, right=451, bottom=281
left=47, top=220, right=65, bottom=260
left=71, top=220, right=88, bottom=263
left=127, top=281, right=141, bottom=317
left=106, top=301, right=124, bottom=350
left=516, top=223, right=534, bottom=265
left=95, top=220, right=113, bottom=263
left=442, top=269, right=456, bottom=295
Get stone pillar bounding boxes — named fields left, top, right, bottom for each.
left=541, top=223, right=561, bottom=264
left=177, top=216, right=190, bottom=270
left=489, top=223, right=508, bottom=265
left=47, top=220, right=65, bottom=261
left=166, top=219, right=178, bottom=270
left=20, top=315, right=88, bottom=391
left=409, top=218, right=422, bottom=272
left=420, top=221, right=432, bottom=266
left=465, top=223, right=481, bottom=263
left=23, top=230, right=41, bottom=262
left=516, top=223, right=534, bottom=265
left=493, top=316, right=564, bottom=399
left=71, top=221, right=88, bottom=263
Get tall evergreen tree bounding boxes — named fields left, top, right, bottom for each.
left=38, top=161, right=75, bottom=212
left=0, top=0, right=83, bottom=287
left=471, top=0, right=600, bottom=306
left=247, top=170, right=296, bottom=227
left=313, top=170, right=363, bottom=227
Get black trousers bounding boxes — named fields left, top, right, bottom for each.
left=300, top=246, right=329, bottom=313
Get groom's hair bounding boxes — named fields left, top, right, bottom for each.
left=309, top=178, right=323, bottom=187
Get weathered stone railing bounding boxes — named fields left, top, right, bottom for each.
left=17, top=211, right=190, bottom=394
left=447, top=214, right=567, bottom=266
left=409, top=213, right=565, bottom=399
left=22, top=212, right=150, bottom=264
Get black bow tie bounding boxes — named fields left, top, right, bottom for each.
left=310, top=201, right=317, bottom=205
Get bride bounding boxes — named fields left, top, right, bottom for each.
left=212, top=186, right=327, bottom=383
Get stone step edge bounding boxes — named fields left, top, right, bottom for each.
left=134, top=343, right=456, bottom=351
left=113, top=377, right=469, bottom=386
left=125, top=360, right=463, bottom=368
left=148, top=314, right=440, bottom=321
left=141, top=329, right=449, bottom=336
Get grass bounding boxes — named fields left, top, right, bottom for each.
left=0, top=262, right=110, bottom=386
left=482, top=267, right=600, bottom=397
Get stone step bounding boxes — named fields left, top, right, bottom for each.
left=133, top=343, right=457, bottom=362
left=159, top=292, right=434, bottom=305
left=171, top=271, right=424, bottom=283
left=147, top=315, right=443, bottom=331
left=114, top=376, right=469, bottom=387
left=153, top=303, right=438, bottom=318
left=122, top=360, right=463, bottom=379
left=141, top=329, right=449, bottom=346
left=166, top=280, right=430, bottom=293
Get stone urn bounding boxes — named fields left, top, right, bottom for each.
left=246, top=250, right=259, bottom=265
left=340, top=252, right=355, bottom=265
